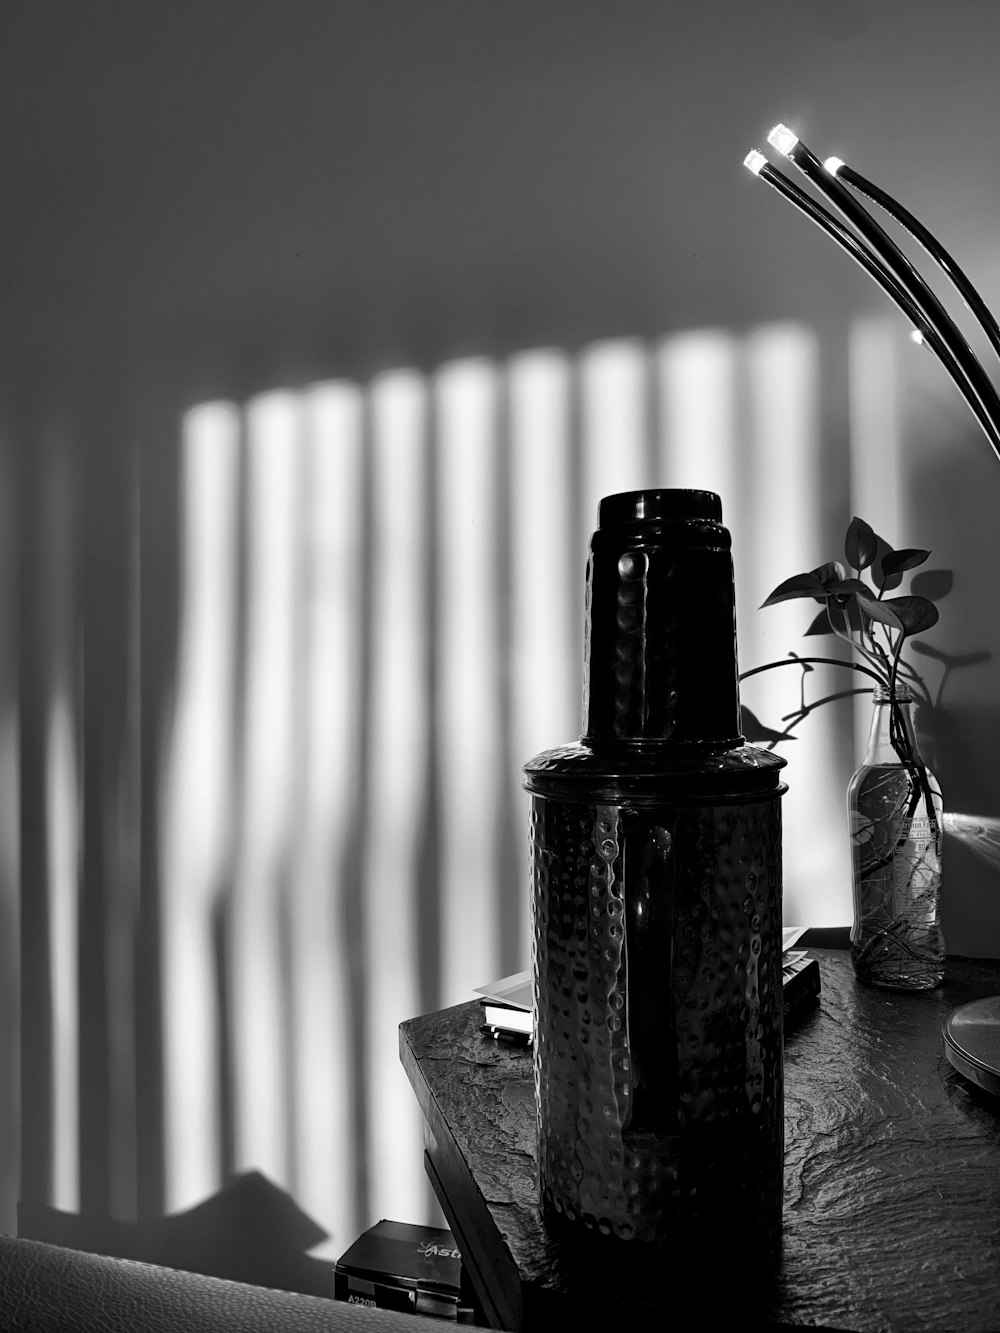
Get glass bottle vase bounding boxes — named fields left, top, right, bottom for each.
left=848, top=683, right=945, bottom=990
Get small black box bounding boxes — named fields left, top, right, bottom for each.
left=334, top=1219, right=470, bottom=1321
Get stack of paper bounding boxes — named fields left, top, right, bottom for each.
left=475, top=927, right=821, bottom=1044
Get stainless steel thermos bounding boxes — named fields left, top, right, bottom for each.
left=523, top=489, right=787, bottom=1248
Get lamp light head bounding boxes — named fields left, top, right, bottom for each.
left=824, top=156, right=846, bottom=176
left=744, top=150, right=767, bottom=175
left=767, top=123, right=799, bottom=157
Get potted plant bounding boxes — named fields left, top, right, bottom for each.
left=741, top=517, right=944, bottom=988
left=742, top=122, right=1000, bottom=988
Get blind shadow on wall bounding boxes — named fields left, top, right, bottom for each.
left=7, top=317, right=901, bottom=1260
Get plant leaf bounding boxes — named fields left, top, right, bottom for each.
left=910, top=568, right=953, bottom=601
left=809, top=560, right=848, bottom=587
left=827, top=599, right=864, bottom=635
left=881, top=547, right=931, bottom=578
left=804, top=607, right=833, bottom=636
left=845, top=516, right=878, bottom=571
left=825, top=578, right=872, bottom=599
left=760, top=572, right=826, bottom=607
left=856, top=593, right=904, bottom=629
left=882, top=595, right=939, bottom=636
left=871, top=535, right=903, bottom=591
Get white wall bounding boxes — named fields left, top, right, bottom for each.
left=3, top=0, right=1000, bottom=1250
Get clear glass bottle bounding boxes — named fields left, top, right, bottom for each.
left=848, top=682, right=944, bottom=989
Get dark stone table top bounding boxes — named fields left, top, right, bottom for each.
left=400, top=949, right=1000, bottom=1331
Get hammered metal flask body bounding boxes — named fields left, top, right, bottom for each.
left=524, top=489, right=787, bottom=1247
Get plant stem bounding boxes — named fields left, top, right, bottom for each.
left=828, top=606, right=888, bottom=678
left=739, top=655, right=883, bottom=684
left=856, top=695, right=941, bottom=954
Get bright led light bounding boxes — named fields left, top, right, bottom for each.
left=910, top=329, right=926, bottom=346
left=768, top=123, right=799, bottom=156
left=824, top=156, right=846, bottom=176
left=744, top=149, right=767, bottom=175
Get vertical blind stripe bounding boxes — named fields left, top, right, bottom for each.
left=364, top=370, right=431, bottom=1226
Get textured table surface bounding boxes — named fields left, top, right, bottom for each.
left=400, top=949, right=1000, bottom=1332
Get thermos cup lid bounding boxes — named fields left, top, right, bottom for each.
left=525, top=487, right=787, bottom=800
left=596, top=488, right=723, bottom=528
left=583, top=488, right=740, bottom=747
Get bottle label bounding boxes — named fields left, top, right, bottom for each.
left=892, top=812, right=941, bottom=901
left=897, top=813, right=939, bottom=850
left=874, top=729, right=917, bottom=758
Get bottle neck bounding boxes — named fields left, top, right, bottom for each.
left=863, top=686, right=921, bottom=767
